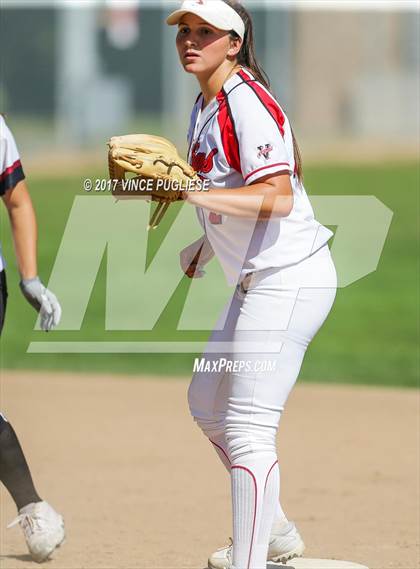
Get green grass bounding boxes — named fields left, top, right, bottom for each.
left=0, top=162, right=418, bottom=388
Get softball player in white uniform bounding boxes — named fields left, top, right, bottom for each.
left=168, top=2, right=337, bottom=568
left=0, top=115, right=65, bottom=562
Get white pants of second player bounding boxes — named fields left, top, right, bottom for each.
left=188, top=243, right=337, bottom=569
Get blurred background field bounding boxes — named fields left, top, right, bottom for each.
left=0, top=1, right=419, bottom=388
left=0, top=161, right=418, bottom=388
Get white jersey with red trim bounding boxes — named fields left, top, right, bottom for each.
left=0, top=116, right=26, bottom=272
left=187, top=68, right=333, bottom=286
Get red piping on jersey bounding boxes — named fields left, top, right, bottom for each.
left=244, top=162, right=290, bottom=182
left=231, top=465, right=258, bottom=569
left=216, top=91, right=241, bottom=173
left=238, top=69, right=286, bottom=139
left=0, top=159, right=22, bottom=182
left=210, top=440, right=231, bottom=465
left=264, top=460, right=278, bottom=492
left=239, top=68, right=298, bottom=175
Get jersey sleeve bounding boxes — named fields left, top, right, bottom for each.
left=0, top=116, right=25, bottom=196
left=227, top=82, right=293, bottom=186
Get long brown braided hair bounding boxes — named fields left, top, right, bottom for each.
left=223, top=0, right=303, bottom=183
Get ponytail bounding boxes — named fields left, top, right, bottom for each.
left=223, top=0, right=304, bottom=184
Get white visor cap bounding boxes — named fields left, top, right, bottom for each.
left=167, top=0, right=245, bottom=40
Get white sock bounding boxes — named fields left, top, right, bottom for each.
left=272, top=503, right=289, bottom=530
left=209, top=434, right=288, bottom=533
left=231, top=452, right=279, bottom=569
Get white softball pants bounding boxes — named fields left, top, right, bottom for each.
left=188, top=244, right=337, bottom=569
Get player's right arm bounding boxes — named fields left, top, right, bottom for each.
left=0, top=117, right=61, bottom=330
left=2, top=180, right=38, bottom=280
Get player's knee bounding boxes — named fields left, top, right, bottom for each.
left=194, top=415, right=225, bottom=440
left=188, top=386, right=225, bottom=439
left=187, top=375, right=214, bottom=420
left=225, top=423, right=277, bottom=462
left=187, top=378, right=203, bottom=419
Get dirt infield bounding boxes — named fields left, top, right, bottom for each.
left=0, top=371, right=418, bottom=569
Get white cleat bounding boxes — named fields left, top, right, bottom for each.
left=208, top=538, right=233, bottom=569
left=8, top=501, right=65, bottom=563
left=268, top=521, right=305, bottom=564
left=208, top=522, right=305, bottom=569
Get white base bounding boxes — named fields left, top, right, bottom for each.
left=268, top=559, right=368, bottom=569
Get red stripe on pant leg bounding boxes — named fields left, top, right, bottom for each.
left=231, top=465, right=258, bottom=569
left=210, top=439, right=231, bottom=465
left=264, top=460, right=278, bottom=492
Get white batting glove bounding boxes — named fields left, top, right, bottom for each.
left=20, top=277, right=62, bottom=332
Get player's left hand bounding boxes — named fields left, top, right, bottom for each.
left=19, top=277, right=62, bottom=331
left=180, top=245, right=206, bottom=279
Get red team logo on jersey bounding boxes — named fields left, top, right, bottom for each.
left=257, top=144, right=273, bottom=160
left=191, top=142, right=218, bottom=174
left=191, top=142, right=222, bottom=225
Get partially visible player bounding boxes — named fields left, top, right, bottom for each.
left=0, top=115, right=65, bottom=563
